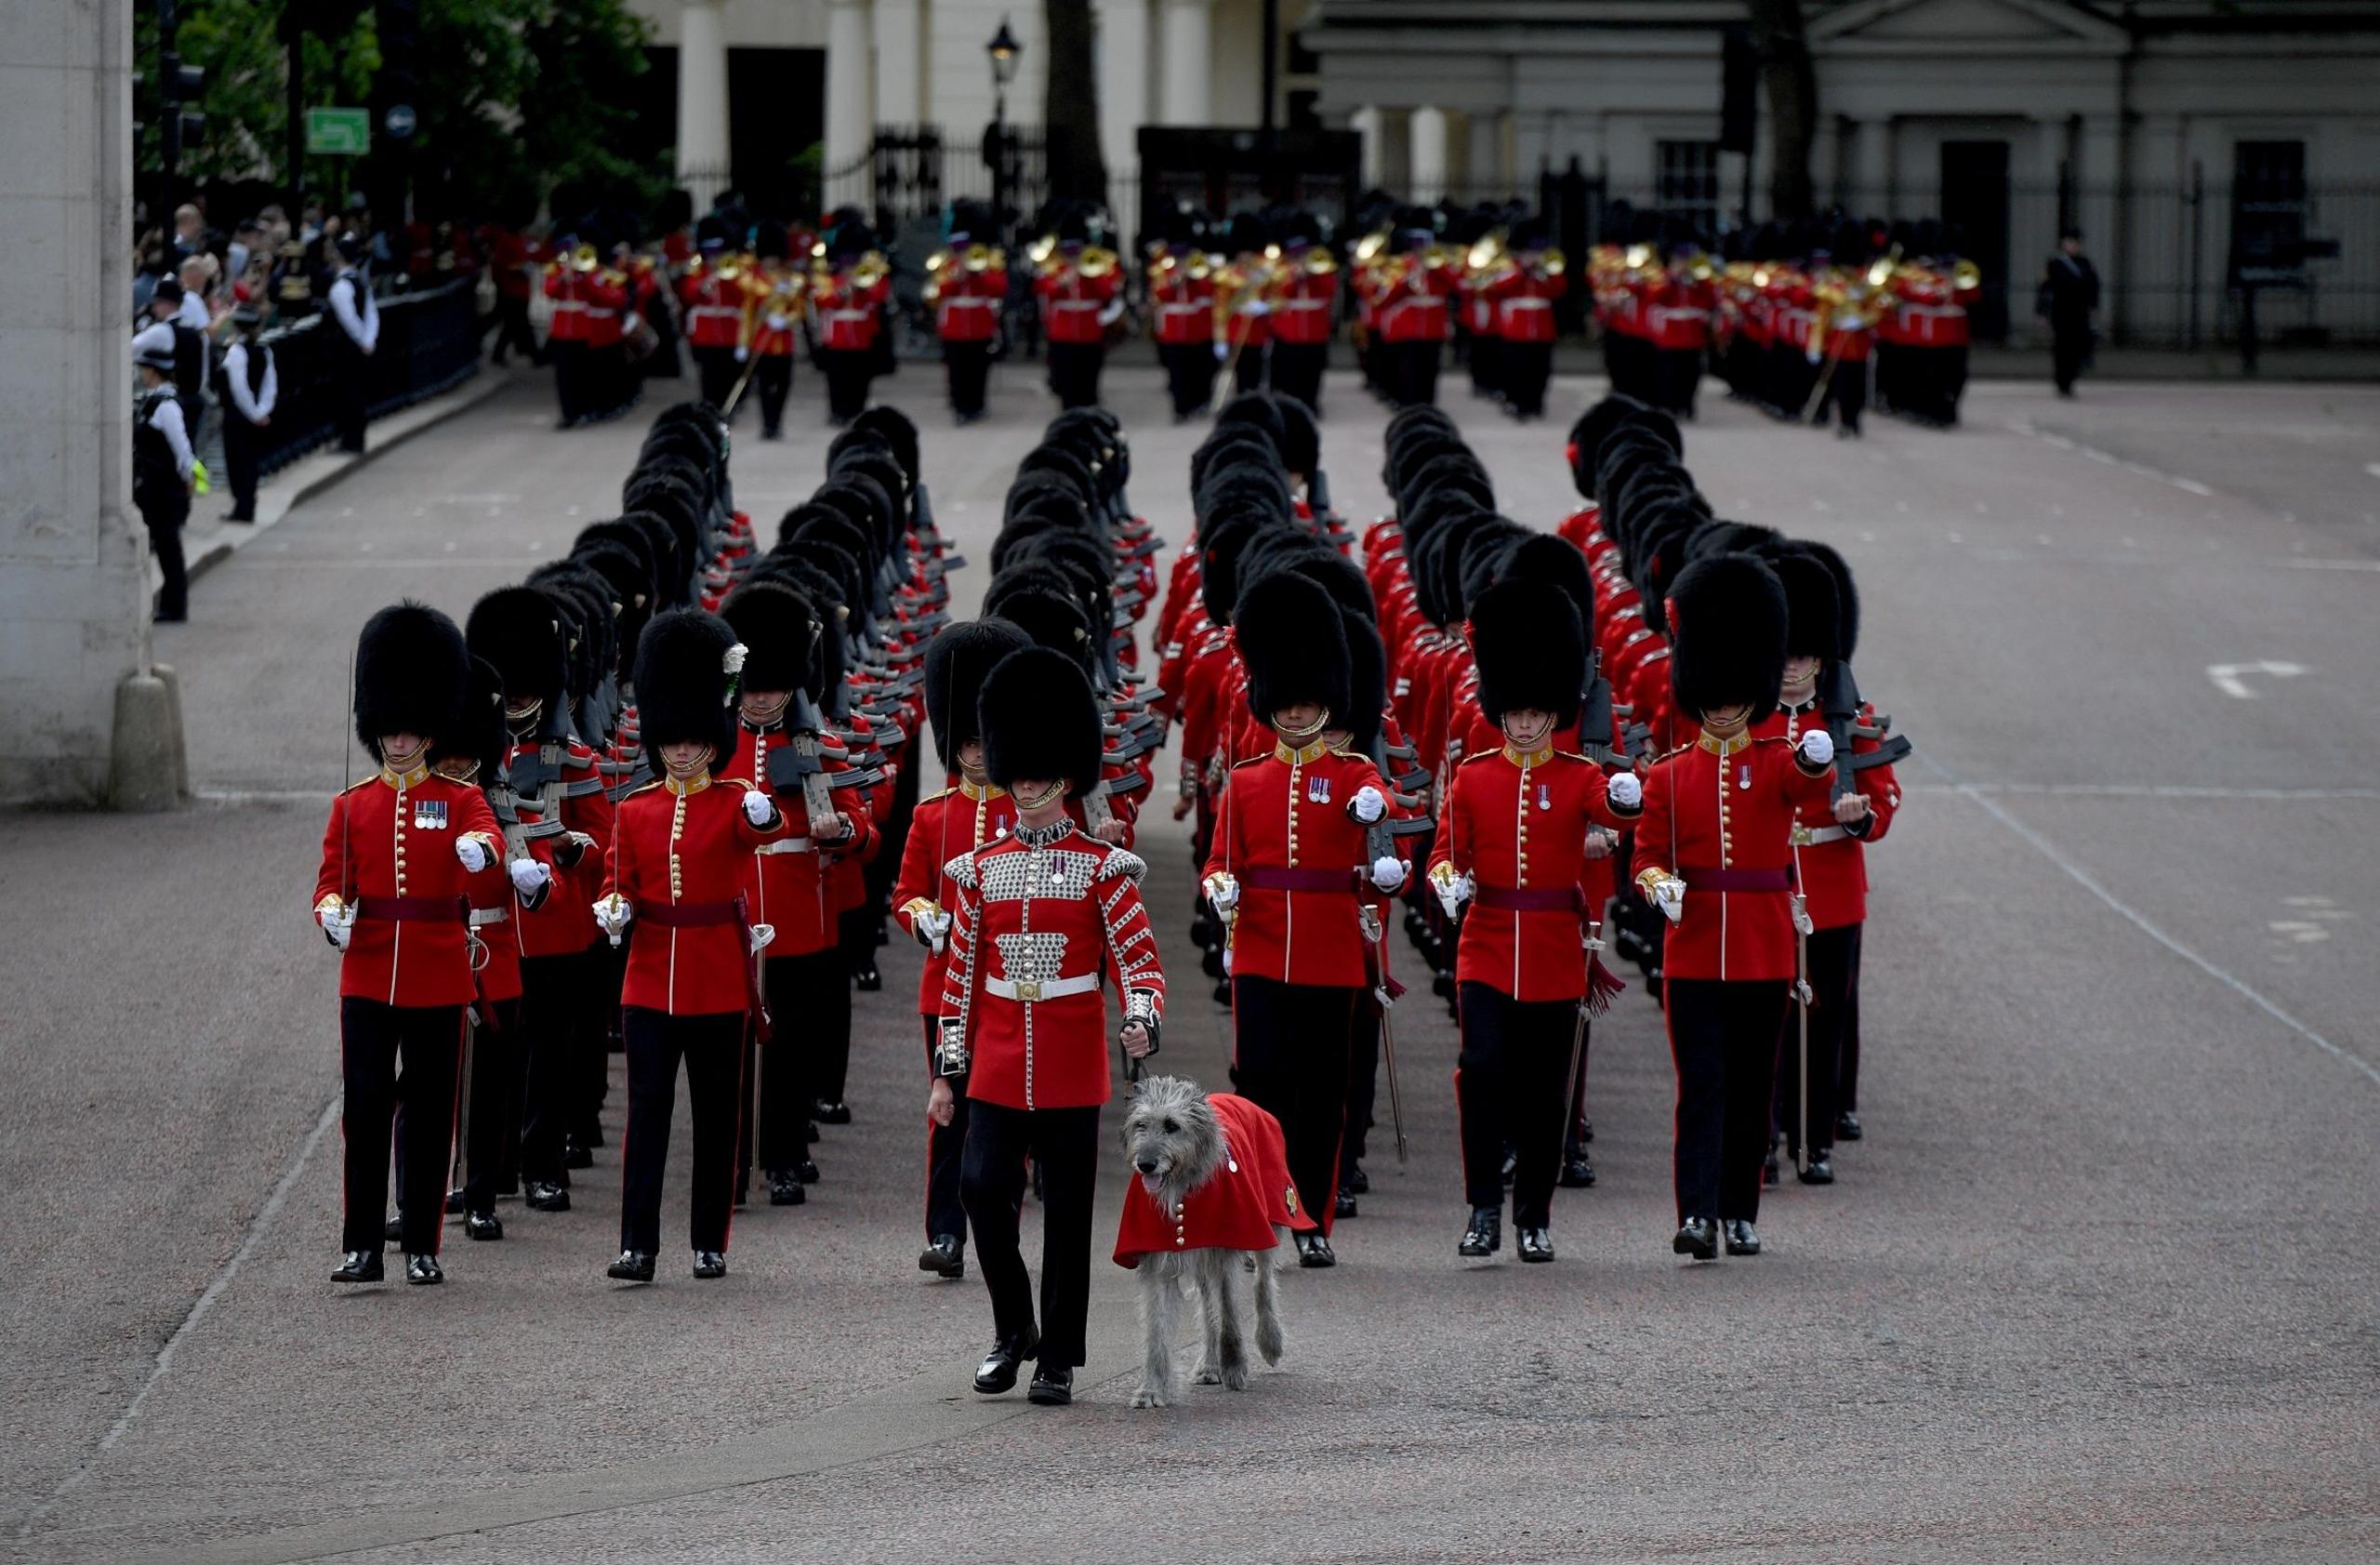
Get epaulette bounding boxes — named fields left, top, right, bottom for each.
left=1230, top=753, right=1270, bottom=771
left=340, top=776, right=377, bottom=796
left=1095, top=848, right=1147, bottom=883
left=942, top=851, right=979, bottom=890
left=717, top=776, right=760, bottom=790
left=918, top=786, right=956, bottom=806
left=624, top=780, right=665, bottom=800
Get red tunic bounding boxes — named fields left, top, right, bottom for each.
left=1202, top=737, right=1397, bottom=989
left=728, top=721, right=880, bottom=959
left=678, top=260, right=744, bottom=349
left=1629, top=733, right=1834, bottom=982
left=313, top=765, right=503, bottom=1008
left=891, top=780, right=1017, bottom=1013
left=1038, top=261, right=1120, bottom=344
left=1113, top=1094, right=1317, bottom=1267
left=500, top=738, right=615, bottom=958
left=1150, top=265, right=1217, bottom=345
left=938, top=822, right=1167, bottom=1111
left=1272, top=265, right=1337, bottom=345
left=602, top=774, right=790, bottom=1016
left=934, top=262, right=1006, bottom=343
left=1751, top=697, right=1902, bottom=931
left=1431, top=746, right=1637, bottom=1001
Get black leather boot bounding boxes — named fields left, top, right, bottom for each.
left=693, top=1250, right=727, bottom=1279
left=1027, top=1362, right=1074, bottom=1406
left=974, top=1328, right=1040, bottom=1394
left=918, top=1235, right=965, bottom=1279
left=1673, top=1218, right=1718, bottom=1260
left=1722, top=1219, right=1761, bottom=1256
left=607, top=1249, right=656, bottom=1282
left=1515, top=1227, right=1554, bottom=1263
left=1458, top=1206, right=1501, bottom=1257
left=332, top=1251, right=384, bottom=1283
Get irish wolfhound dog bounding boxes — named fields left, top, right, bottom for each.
left=1117, top=1076, right=1297, bottom=1409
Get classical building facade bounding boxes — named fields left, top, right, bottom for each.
left=1304, top=0, right=2380, bottom=343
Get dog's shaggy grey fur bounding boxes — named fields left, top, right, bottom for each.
left=1121, top=1076, right=1289, bottom=1409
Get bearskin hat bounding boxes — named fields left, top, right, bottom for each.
left=1236, top=568, right=1351, bottom=728
left=1668, top=553, right=1788, bottom=723
left=354, top=601, right=469, bottom=761
left=983, top=575, right=1096, bottom=672
left=1794, top=539, right=1860, bottom=661
left=719, top=578, right=819, bottom=697
left=1471, top=577, right=1585, bottom=730
left=465, top=586, right=571, bottom=712
left=1341, top=607, right=1388, bottom=758
left=431, top=656, right=511, bottom=781
left=925, top=617, right=1032, bottom=772
left=1274, top=396, right=1320, bottom=479
left=1503, top=533, right=1595, bottom=650
left=848, top=406, right=920, bottom=490
left=978, top=645, right=1104, bottom=797
left=1763, top=545, right=1846, bottom=662
left=630, top=609, right=742, bottom=758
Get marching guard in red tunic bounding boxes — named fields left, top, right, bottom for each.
left=892, top=617, right=1030, bottom=1280
left=1428, top=577, right=1641, bottom=1263
left=936, top=647, right=1165, bottom=1407
left=592, top=611, right=793, bottom=1283
left=314, top=603, right=503, bottom=1286
left=1201, top=569, right=1408, bottom=1268
left=1631, top=554, right=1838, bottom=1261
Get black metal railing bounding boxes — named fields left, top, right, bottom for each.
left=247, top=275, right=483, bottom=476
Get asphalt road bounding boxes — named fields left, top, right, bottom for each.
left=4, top=364, right=2376, bottom=1564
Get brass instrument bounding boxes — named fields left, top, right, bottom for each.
left=1303, top=247, right=1337, bottom=276
left=1683, top=254, right=1716, bottom=284
left=1421, top=242, right=1453, bottom=272
left=1027, top=232, right=1060, bottom=274
left=1950, top=258, right=1982, bottom=291
left=570, top=242, right=600, bottom=272
left=1353, top=227, right=1391, bottom=265
left=965, top=242, right=996, bottom=272
left=1541, top=246, right=1567, bottom=277
left=1187, top=250, right=1213, bottom=282
left=1866, top=244, right=1902, bottom=289
left=1078, top=244, right=1119, bottom=279
left=1466, top=230, right=1508, bottom=272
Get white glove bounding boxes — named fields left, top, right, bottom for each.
left=318, top=903, right=356, bottom=950
left=1606, top=771, right=1643, bottom=810
left=1350, top=785, right=1387, bottom=824
left=592, top=894, right=633, bottom=937
left=1648, top=875, right=1686, bottom=924
left=734, top=344, right=749, bottom=363
left=1369, top=855, right=1408, bottom=893
left=455, top=836, right=492, bottom=872
left=509, top=858, right=551, bottom=896
left=743, top=789, right=777, bottom=827
left=916, top=908, right=953, bottom=953
left=1435, top=869, right=1474, bottom=922
left=1212, top=342, right=1229, bottom=361
left=1799, top=729, right=1836, bottom=768
left=1206, top=874, right=1240, bottom=914
left=766, top=313, right=789, bottom=333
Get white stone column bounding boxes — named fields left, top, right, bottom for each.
left=676, top=0, right=733, bottom=210
left=873, top=0, right=921, bottom=128
left=1098, top=0, right=1152, bottom=189
left=1409, top=104, right=1448, bottom=205
left=2077, top=112, right=2123, bottom=338
left=825, top=0, right=875, bottom=180
left=1348, top=104, right=1382, bottom=188
left=0, top=0, right=178, bottom=804
left=1159, top=0, right=1212, bottom=126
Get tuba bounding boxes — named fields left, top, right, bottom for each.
left=1541, top=246, right=1567, bottom=276
left=1078, top=244, right=1119, bottom=278
left=964, top=242, right=995, bottom=272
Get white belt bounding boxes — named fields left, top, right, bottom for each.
left=1792, top=824, right=1850, bottom=846
left=985, top=973, right=1103, bottom=1002
left=755, top=837, right=815, bottom=855
left=943, top=297, right=995, bottom=309
left=1157, top=302, right=1208, bottom=318
left=826, top=309, right=870, bottom=323
left=1503, top=298, right=1553, bottom=310
left=469, top=908, right=510, bottom=927
left=689, top=305, right=738, bottom=321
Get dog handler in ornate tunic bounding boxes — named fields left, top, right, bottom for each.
left=934, top=646, right=1167, bottom=1408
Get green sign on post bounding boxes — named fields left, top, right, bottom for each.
left=306, top=107, right=370, bottom=155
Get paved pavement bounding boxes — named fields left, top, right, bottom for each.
left=5, top=364, right=2376, bottom=1563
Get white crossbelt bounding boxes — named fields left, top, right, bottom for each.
left=1792, top=824, right=1850, bottom=846
left=754, top=837, right=815, bottom=855
left=468, top=908, right=510, bottom=927
left=985, top=973, right=1103, bottom=1001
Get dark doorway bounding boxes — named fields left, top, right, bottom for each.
left=730, top=48, right=826, bottom=219
left=1941, top=139, right=2011, bottom=340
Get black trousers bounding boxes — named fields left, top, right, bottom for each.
left=920, top=1016, right=970, bottom=1243
left=1159, top=342, right=1213, bottom=418
left=138, top=499, right=188, bottom=619
left=490, top=293, right=539, bottom=365
left=1773, top=922, right=1861, bottom=1159
left=945, top=339, right=993, bottom=417
left=759, top=948, right=848, bottom=1167
left=221, top=413, right=263, bottom=519
left=1664, top=977, right=1788, bottom=1224
left=1232, top=340, right=1267, bottom=393
left=1467, top=330, right=1501, bottom=395
left=1232, top=975, right=1358, bottom=1234
left=1387, top=339, right=1441, bottom=408
left=518, top=952, right=585, bottom=1185
left=1502, top=341, right=1553, bottom=417
left=1838, top=924, right=1867, bottom=1113
left=822, top=348, right=872, bottom=422
left=1457, top=983, right=1581, bottom=1227
left=2053, top=325, right=2090, bottom=393
left=1816, top=356, right=1867, bottom=433
left=1653, top=347, right=1701, bottom=418
left=549, top=340, right=588, bottom=425
left=1341, top=1001, right=1380, bottom=1174
left=618, top=1007, right=746, bottom=1254
left=694, top=346, right=739, bottom=412
left=1270, top=341, right=1327, bottom=414
left=332, top=361, right=366, bottom=452
left=459, top=998, right=522, bottom=1211
left=341, top=998, right=464, bottom=1254
left=1047, top=341, right=1104, bottom=409
left=962, top=1099, right=1101, bottom=1365
left=755, top=354, right=793, bottom=435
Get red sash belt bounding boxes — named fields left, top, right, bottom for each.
left=1681, top=867, right=1792, bottom=892
left=635, top=895, right=771, bottom=1040
left=1242, top=866, right=1358, bottom=894
left=357, top=895, right=470, bottom=923
left=1472, top=883, right=1587, bottom=913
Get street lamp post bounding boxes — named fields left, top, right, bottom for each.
left=986, top=19, right=1021, bottom=235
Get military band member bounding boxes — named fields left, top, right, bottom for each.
left=1148, top=238, right=1220, bottom=422
left=813, top=218, right=891, bottom=426
left=1428, top=578, right=1641, bottom=1262
left=592, top=611, right=793, bottom=1282
left=1630, top=554, right=1837, bottom=1260
left=679, top=218, right=747, bottom=412
left=1374, top=215, right=1457, bottom=408
left=1269, top=216, right=1339, bottom=416
left=938, top=647, right=1165, bottom=1406
left=1201, top=570, right=1408, bottom=1268
left=893, top=617, right=1030, bottom=1280
left=927, top=203, right=1006, bottom=424
left=739, top=222, right=805, bottom=440
left=315, top=603, right=502, bottom=1285
left=1035, top=212, right=1124, bottom=410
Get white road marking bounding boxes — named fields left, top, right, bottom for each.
left=1941, top=774, right=2380, bottom=1089
left=2009, top=422, right=2216, bottom=498
left=2205, top=660, right=2308, bottom=698
left=1910, top=780, right=2380, bottom=801
left=2268, top=921, right=2332, bottom=944
left=2363, top=462, right=2380, bottom=479
left=17, top=1094, right=344, bottom=1536
left=2281, top=558, right=2380, bottom=572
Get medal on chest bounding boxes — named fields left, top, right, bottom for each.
left=1738, top=763, right=1752, bottom=791
left=412, top=799, right=450, bottom=830
left=1306, top=774, right=1331, bottom=804
left=1537, top=783, right=1552, bottom=812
